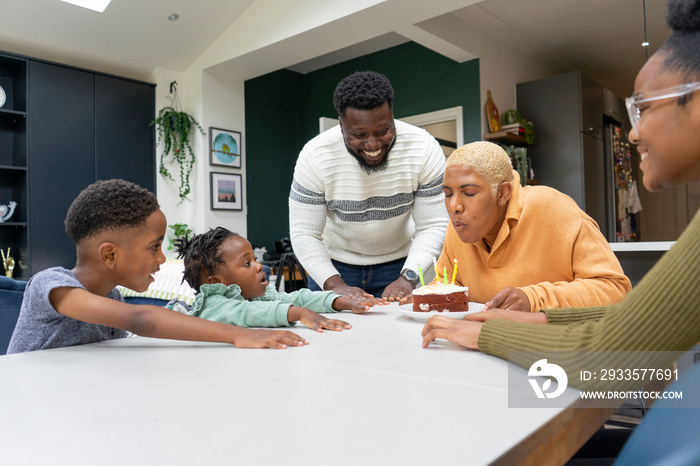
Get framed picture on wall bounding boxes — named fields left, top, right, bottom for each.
left=209, top=127, right=242, bottom=168
left=210, top=172, right=243, bottom=211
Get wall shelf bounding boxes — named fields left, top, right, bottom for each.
left=483, top=132, right=528, bottom=146
left=0, top=109, right=26, bottom=117
left=0, top=53, right=28, bottom=279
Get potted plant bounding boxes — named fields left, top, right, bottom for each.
left=150, top=81, right=206, bottom=202
left=166, top=223, right=193, bottom=254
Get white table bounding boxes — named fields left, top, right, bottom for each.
left=0, top=304, right=615, bottom=465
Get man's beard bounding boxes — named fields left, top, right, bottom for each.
left=345, top=136, right=396, bottom=175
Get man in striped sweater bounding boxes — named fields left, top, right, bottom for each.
left=289, top=71, right=449, bottom=301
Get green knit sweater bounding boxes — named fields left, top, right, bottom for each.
left=478, top=209, right=700, bottom=390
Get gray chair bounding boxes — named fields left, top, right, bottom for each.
left=0, top=276, right=27, bottom=355
left=613, top=362, right=700, bottom=465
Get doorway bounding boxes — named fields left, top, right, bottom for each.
left=400, top=106, right=463, bottom=159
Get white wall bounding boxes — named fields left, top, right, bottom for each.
left=147, top=67, right=195, bottom=236
left=200, top=71, right=248, bottom=238
left=478, top=42, right=559, bottom=136
left=150, top=0, right=399, bottom=241
left=148, top=67, right=248, bottom=244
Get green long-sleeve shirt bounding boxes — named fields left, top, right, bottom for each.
left=190, top=283, right=340, bottom=328
left=478, top=209, right=700, bottom=391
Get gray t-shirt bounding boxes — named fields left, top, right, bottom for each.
left=7, top=267, right=128, bottom=354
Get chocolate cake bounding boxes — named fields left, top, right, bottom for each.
left=412, top=283, right=469, bottom=312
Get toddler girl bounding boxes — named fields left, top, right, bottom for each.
left=176, top=227, right=384, bottom=331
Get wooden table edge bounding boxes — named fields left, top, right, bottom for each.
left=490, top=397, right=623, bottom=466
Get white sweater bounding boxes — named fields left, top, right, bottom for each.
left=289, top=120, right=449, bottom=287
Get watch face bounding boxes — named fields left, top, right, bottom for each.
left=403, top=269, right=418, bottom=281
left=0, top=85, right=6, bottom=108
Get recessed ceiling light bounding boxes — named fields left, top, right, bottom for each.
left=168, top=13, right=180, bottom=21
left=642, top=41, right=650, bottom=47
left=61, top=0, right=111, bottom=13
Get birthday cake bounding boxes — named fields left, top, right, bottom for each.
left=412, top=283, right=469, bottom=313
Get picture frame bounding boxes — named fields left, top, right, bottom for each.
left=210, top=172, right=243, bottom=211
left=209, top=127, right=242, bottom=168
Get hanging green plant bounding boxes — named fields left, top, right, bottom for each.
left=150, top=81, right=205, bottom=202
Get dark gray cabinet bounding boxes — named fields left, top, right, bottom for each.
left=95, top=75, right=155, bottom=186
left=602, top=87, right=624, bottom=124
left=29, top=62, right=95, bottom=274
left=517, top=71, right=612, bottom=238
left=25, top=59, right=155, bottom=276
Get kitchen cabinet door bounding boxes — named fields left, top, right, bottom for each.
left=28, top=61, right=95, bottom=274
left=95, top=75, right=155, bottom=192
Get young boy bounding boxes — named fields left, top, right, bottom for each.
left=7, top=179, right=307, bottom=353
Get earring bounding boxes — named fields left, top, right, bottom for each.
left=499, top=201, right=504, bottom=206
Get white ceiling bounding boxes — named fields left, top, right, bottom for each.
left=0, top=0, right=669, bottom=98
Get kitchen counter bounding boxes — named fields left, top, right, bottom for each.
left=609, top=242, right=674, bottom=286
left=609, top=241, right=675, bottom=252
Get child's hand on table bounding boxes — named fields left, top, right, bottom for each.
left=333, top=296, right=388, bottom=314
left=231, top=327, right=309, bottom=349
left=398, top=294, right=413, bottom=306
left=288, top=306, right=352, bottom=332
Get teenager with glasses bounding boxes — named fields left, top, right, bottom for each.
left=421, top=0, right=700, bottom=392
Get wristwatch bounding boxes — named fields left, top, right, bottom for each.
left=401, top=268, right=420, bottom=287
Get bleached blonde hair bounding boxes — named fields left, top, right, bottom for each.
left=446, top=141, right=514, bottom=195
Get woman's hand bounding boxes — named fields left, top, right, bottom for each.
left=421, top=315, right=483, bottom=349
left=289, top=306, right=351, bottom=332
left=484, top=287, right=530, bottom=312
left=333, top=296, right=388, bottom=314
left=464, top=309, right=548, bottom=324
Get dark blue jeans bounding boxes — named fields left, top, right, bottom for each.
left=308, top=258, right=405, bottom=298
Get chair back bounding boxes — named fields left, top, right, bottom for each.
left=0, top=276, right=27, bottom=355
left=614, top=362, right=700, bottom=465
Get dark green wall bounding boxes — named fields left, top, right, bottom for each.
left=245, top=42, right=480, bottom=250
left=244, top=69, right=304, bottom=250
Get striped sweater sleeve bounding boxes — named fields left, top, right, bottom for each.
left=402, top=136, right=449, bottom=274
left=289, top=160, right=339, bottom=286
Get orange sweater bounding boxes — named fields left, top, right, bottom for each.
left=436, top=174, right=631, bottom=312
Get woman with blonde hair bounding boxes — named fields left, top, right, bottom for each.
left=415, top=140, right=630, bottom=313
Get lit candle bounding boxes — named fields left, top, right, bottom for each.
left=443, top=267, right=447, bottom=285
left=452, top=258, right=458, bottom=284
left=417, top=266, right=425, bottom=287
